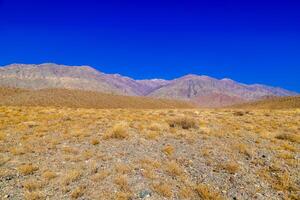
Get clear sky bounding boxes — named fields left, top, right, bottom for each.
left=0, top=0, right=299, bottom=92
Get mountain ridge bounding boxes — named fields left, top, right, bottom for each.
left=0, top=63, right=298, bottom=107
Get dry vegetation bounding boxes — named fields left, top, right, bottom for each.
left=0, top=106, right=299, bottom=199
left=232, top=95, right=300, bottom=109
left=0, top=87, right=194, bottom=109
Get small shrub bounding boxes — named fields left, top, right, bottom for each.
left=218, top=162, right=239, bottom=174
left=91, top=170, right=110, bottom=182
left=233, top=111, right=244, bottom=116
left=167, top=117, right=198, bottom=129
left=103, top=122, right=129, bottom=139
left=165, top=161, right=183, bottom=177
left=71, top=186, right=85, bottom=199
left=22, top=179, right=43, bottom=191
left=24, top=191, right=44, bottom=200
left=152, top=182, right=172, bottom=198
left=42, top=171, right=57, bottom=180
left=195, top=184, right=223, bottom=200
left=162, top=144, right=174, bottom=156
left=18, top=164, right=39, bottom=175
left=114, top=175, right=130, bottom=191
left=90, top=138, right=100, bottom=145
left=275, top=133, right=300, bottom=143
left=62, top=170, right=82, bottom=186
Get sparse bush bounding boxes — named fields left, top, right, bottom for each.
left=114, top=175, right=130, bottom=191
left=23, top=179, right=43, bottom=192
left=18, top=164, right=39, bottom=175
left=152, top=182, right=172, bottom=198
left=275, top=133, right=300, bottom=143
left=71, top=186, right=85, bottom=199
left=91, top=170, right=110, bottom=182
left=217, top=162, right=239, bottom=174
left=42, top=171, right=57, bottom=180
left=90, top=138, right=100, bottom=145
left=103, top=122, right=129, bottom=139
left=233, top=111, right=244, bottom=116
left=165, top=161, right=183, bottom=177
left=62, top=170, right=82, bottom=186
left=162, top=144, right=174, bottom=156
left=195, top=184, right=223, bottom=200
left=167, top=117, right=198, bottom=129
left=24, top=191, right=44, bottom=200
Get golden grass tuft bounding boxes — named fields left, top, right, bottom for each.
left=275, top=133, right=300, bottom=143
left=217, top=162, right=239, bottom=174
left=165, top=160, right=184, bottom=177
left=91, top=170, right=110, bottom=182
left=22, top=179, right=43, bottom=192
left=71, top=186, right=86, bottom=199
left=24, top=191, right=44, bottom=200
left=114, top=175, right=130, bottom=191
left=18, top=164, right=39, bottom=175
left=62, top=170, right=82, bottom=186
left=42, top=171, right=57, bottom=181
left=195, top=184, right=223, bottom=200
left=152, top=182, right=172, bottom=198
left=90, top=138, right=100, bottom=145
left=103, top=122, right=129, bottom=139
left=167, top=117, right=198, bottom=129
left=162, top=144, right=175, bottom=156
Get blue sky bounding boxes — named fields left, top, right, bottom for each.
left=0, top=0, right=299, bottom=92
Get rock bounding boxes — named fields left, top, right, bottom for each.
left=138, top=190, right=152, bottom=199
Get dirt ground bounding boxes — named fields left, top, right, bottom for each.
left=0, top=106, right=299, bottom=199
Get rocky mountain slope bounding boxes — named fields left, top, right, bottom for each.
left=0, top=63, right=297, bottom=107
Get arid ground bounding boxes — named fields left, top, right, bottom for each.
left=0, top=106, right=299, bottom=200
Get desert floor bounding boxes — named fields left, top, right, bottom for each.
left=0, top=106, right=299, bottom=200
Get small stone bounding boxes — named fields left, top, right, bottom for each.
left=138, top=190, right=152, bottom=199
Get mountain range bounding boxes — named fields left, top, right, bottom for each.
left=0, top=63, right=298, bottom=107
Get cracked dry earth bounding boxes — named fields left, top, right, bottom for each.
left=0, top=106, right=299, bottom=200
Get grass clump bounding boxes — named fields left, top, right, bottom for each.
left=195, top=184, right=223, bottom=200
left=18, top=164, right=39, bottom=175
left=42, top=171, right=57, bottom=181
left=103, top=122, right=129, bottom=139
left=162, top=144, right=174, bottom=156
left=275, top=133, right=300, bottom=143
left=62, top=170, right=82, bottom=186
left=167, top=117, right=198, bottom=129
left=152, top=182, right=172, bottom=198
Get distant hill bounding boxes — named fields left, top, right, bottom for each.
left=0, top=63, right=298, bottom=107
left=231, top=96, right=300, bottom=109
left=0, top=87, right=194, bottom=109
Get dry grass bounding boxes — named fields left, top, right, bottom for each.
left=103, top=122, right=129, bottom=139
left=165, top=160, right=184, bottom=177
left=18, top=164, right=39, bottom=175
left=167, top=116, right=198, bottom=129
left=42, top=171, right=57, bottom=181
left=162, top=144, right=175, bottom=156
left=275, top=133, right=300, bottom=143
left=1, top=106, right=299, bottom=199
left=114, top=175, right=130, bottom=191
left=195, top=184, right=223, bottom=200
left=24, top=191, right=44, bottom=200
left=22, top=179, right=43, bottom=192
left=62, top=170, right=82, bottom=186
left=71, top=186, right=85, bottom=199
left=152, top=182, right=172, bottom=198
